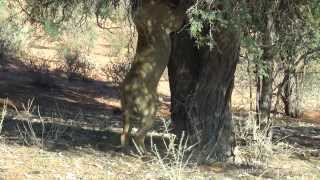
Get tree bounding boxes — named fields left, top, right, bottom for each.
left=16, top=0, right=240, bottom=162
left=243, top=0, right=320, bottom=122
left=241, top=0, right=278, bottom=128
left=14, top=0, right=320, bottom=163
left=168, top=1, right=241, bottom=161
left=169, top=27, right=240, bottom=162
left=255, top=1, right=277, bottom=128
left=276, top=1, right=320, bottom=118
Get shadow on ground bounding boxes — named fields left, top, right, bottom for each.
left=1, top=54, right=124, bottom=126
left=234, top=111, right=320, bottom=151
left=1, top=55, right=319, bottom=161
left=1, top=115, right=173, bottom=156
left=1, top=117, right=118, bottom=152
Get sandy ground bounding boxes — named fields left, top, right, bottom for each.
left=0, top=22, right=319, bottom=179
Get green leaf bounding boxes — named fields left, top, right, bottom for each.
left=43, top=21, right=60, bottom=38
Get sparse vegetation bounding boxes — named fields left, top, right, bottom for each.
left=22, top=55, right=57, bottom=88
left=102, top=60, right=131, bottom=87
left=0, top=0, right=319, bottom=179
left=61, top=48, right=95, bottom=81
left=0, top=99, right=7, bottom=135
left=234, top=112, right=273, bottom=168
left=0, top=1, right=32, bottom=63
left=149, top=121, right=195, bottom=180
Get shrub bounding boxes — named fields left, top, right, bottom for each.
left=0, top=99, right=7, bottom=135
left=234, top=112, right=273, bottom=168
left=149, top=121, right=195, bottom=180
left=61, top=48, right=95, bottom=81
left=0, top=2, right=31, bottom=58
left=102, top=60, right=131, bottom=87
left=23, top=55, right=56, bottom=88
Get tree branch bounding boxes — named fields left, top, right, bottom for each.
left=295, top=46, right=320, bottom=66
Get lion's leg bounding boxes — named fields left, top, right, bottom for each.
left=134, top=117, right=154, bottom=152
left=120, top=0, right=185, bottom=153
left=120, top=109, right=132, bottom=147
left=133, top=94, right=157, bottom=152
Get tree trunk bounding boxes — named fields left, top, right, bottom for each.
left=168, top=28, right=240, bottom=162
left=282, top=61, right=305, bottom=118
left=256, top=1, right=276, bottom=128
left=168, top=29, right=201, bottom=138
left=281, top=47, right=320, bottom=118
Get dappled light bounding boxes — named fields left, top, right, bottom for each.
left=0, top=0, right=320, bottom=179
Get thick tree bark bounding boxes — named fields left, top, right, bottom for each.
left=168, top=29, right=201, bottom=138
left=168, top=28, right=240, bottom=162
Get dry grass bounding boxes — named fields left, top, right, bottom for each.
left=0, top=99, right=7, bottom=134
left=234, top=112, right=274, bottom=169
left=147, top=121, right=196, bottom=180
left=0, top=144, right=207, bottom=180
left=0, top=126, right=319, bottom=179
left=0, top=145, right=115, bottom=179
left=0, top=96, right=319, bottom=179
left=1, top=3, right=320, bottom=179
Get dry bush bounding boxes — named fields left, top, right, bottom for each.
left=135, top=120, right=199, bottom=180
left=52, top=15, right=98, bottom=82
left=0, top=39, right=14, bottom=66
left=0, top=22, right=29, bottom=71
left=0, top=1, right=32, bottom=65
left=234, top=112, right=273, bottom=168
left=24, top=55, right=51, bottom=73
left=149, top=135, right=196, bottom=179
left=0, top=99, right=7, bottom=135
left=302, top=65, right=320, bottom=110
left=14, top=98, right=43, bottom=147
left=102, top=60, right=131, bottom=87
left=61, top=48, right=95, bottom=81
left=0, top=20, right=27, bottom=54
left=15, top=99, right=68, bottom=148
left=22, top=55, right=56, bottom=88
left=16, top=115, right=69, bottom=148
